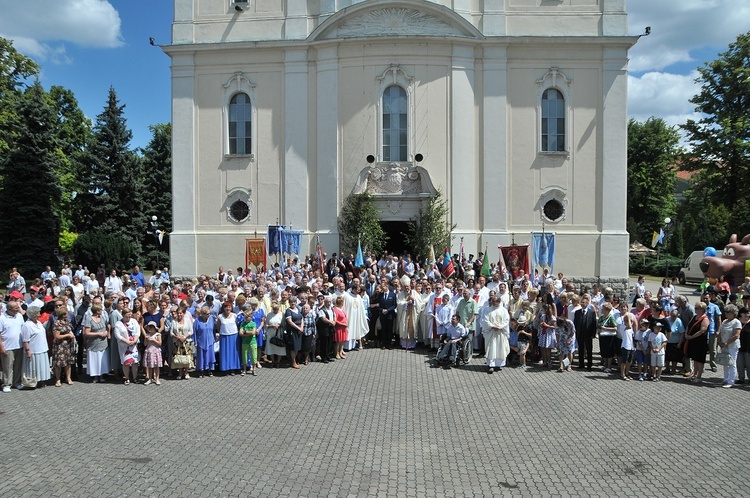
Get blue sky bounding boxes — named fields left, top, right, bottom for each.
left=0, top=0, right=748, bottom=150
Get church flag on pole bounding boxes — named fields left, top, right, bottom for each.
left=481, top=244, right=491, bottom=277
left=651, top=229, right=664, bottom=248
left=355, top=240, right=364, bottom=267
left=441, top=248, right=455, bottom=278
left=315, top=234, right=325, bottom=271
left=428, top=245, right=436, bottom=266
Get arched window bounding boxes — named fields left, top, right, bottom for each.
left=382, top=85, right=408, bottom=162
left=541, top=88, right=565, bottom=152
left=229, top=93, right=252, bottom=155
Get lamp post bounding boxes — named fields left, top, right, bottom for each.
left=664, top=217, right=672, bottom=279
left=150, top=215, right=162, bottom=269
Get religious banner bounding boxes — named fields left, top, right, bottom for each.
left=499, top=244, right=530, bottom=279
left=532, top=232, right=555, bottom=272
left=245, top=238, right=266, bottom=270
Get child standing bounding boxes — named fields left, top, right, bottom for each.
left=649, top=320, right=668, bottom=381
left=240, top=312, right=258, bottom=376
left=635, top=319, right=651, bottom=381
left=143, top=322, right=163, bottom=385
left=619, top=317, right=635, bottom=381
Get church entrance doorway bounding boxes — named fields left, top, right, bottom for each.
left=381, top=221, right=410, bottom=256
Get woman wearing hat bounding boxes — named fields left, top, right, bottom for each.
left=216, top=300, right=240, bottom=374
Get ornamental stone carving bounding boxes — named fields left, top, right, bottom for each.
left=321, top=8, right=468, bottom=39
left=352, top=163, right=437, bottom=196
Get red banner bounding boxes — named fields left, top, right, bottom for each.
left=499, top=244, right=530, bottom=279
left=246, top=238, right=266, bottom=271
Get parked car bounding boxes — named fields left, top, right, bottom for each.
left=678, top=250, right=706, bottom=284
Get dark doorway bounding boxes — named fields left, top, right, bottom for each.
left=381, top=221, right=410, bottom=256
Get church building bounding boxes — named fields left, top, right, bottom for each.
left=164, top=0, right=637, bottom=289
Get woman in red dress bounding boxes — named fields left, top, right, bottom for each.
left=333, top=296, right=348, bottom=359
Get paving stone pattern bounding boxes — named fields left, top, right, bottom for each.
left=0, top=342, right=747, bottom=497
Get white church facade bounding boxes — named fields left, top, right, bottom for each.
left=164, top=0, right=637, bottom=287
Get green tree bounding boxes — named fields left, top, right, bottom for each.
left=338, top=193, right=387, bottom=257
left=47, top=85, right=91, bottom=232
left=626, top=117, right=681, bottom=245
left=682, top=31, right=750, bottom=208
left=0, top=37, right=39, bottom=155
left=0, top=81, right=62, bottom=277
left=78, top=87, right=145, bottom=258
left=141, top=123, right=172, bottom=268
left=72, top=231, right=137, bottom=270
left=404, top=189, right=456, bottom=262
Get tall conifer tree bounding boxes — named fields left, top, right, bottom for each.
left=0, top=81, right=61, bottom=276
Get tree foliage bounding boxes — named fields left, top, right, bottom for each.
left=141, top=123, right=172, bottom=269
left=404, top=190, right=456, bottom=262
left=338, top=193, right=387, bottom=257
left=72, top=231, right=137, bottom=271
left=0, top=81, right=62, bottom=277
left=0, top=38, right=39, bottom=155
left=77, top=87, right=145, bottom=258
left=682, top=31, right=750, bottom=209
left=626, top=117, right=681, bottom=244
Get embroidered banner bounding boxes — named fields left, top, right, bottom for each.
left=246, top=238, right=266, bottom=269
left=531, top=232, right=555, bottom=272
left=499, top=245, right=530, bottom=279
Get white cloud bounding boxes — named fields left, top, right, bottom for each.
left=0, top=0, right=123, bottom=50
left=628, top=71, right=703, bottom=146
left=627, top=0, right=750, bottom=72
left=4, top=35, right=72, bottom=65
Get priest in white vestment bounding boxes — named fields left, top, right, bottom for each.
left=482, top=296, right=510, bottom=373
left=335, top=281, right=369, bottom=350
left=396, top=276, right=424, bottom=349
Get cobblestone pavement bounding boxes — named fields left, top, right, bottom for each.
left=1, top=341, right=748, bottom=497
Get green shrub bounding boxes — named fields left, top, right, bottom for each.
left=629, top=255, right=683, bottom=279
left=72, top=231, right=137, bottom=270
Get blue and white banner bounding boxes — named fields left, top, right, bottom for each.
left=267, top=225, right=303, bottom=256
left=531, top=232, right=555, bottom=272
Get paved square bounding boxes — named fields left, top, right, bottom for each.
left=0, top=343, right=746, bottom=497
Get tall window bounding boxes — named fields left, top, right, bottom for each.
left=382, top=85, right=408, bottom=161
left=229, top=93, right=252, bottom=155
left=541, top=88, right=565, bottom=152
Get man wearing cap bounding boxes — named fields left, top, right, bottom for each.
left=0, top=301, right=25, bottom=392
left=26, top=286, right=44, bottom=308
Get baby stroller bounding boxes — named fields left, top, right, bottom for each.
left=435, top=334, right=473, bottom=367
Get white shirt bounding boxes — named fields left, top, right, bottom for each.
left=104, top=275, right=123, bottom=293
left=0, top=312, right=24, bottom=350
left=22, top=320, right=48, bottom=354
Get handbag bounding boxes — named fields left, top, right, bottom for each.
left=716, top=351, right=734, bottom=367
left=172, top=343, right=193, bottom=368
left=21, top=359, right=38, bottom=389
left=269, top=326, right=286, bottom=347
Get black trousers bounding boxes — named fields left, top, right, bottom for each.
left=367, top=313, right=379, bottom=341
left=379, top=317, right=394, bottom=346
left=318, top=327, right=333, bottom=360
left=577, top=331, right=594, bottom=368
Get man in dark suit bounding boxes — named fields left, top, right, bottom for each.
left=573, top=293, right=597, bottom=370
left=378, top=284, right=397, bottom=349
left=365, top=275, right=380, bottom=342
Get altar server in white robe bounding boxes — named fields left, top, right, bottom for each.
left=483, top=296, right=510, bottom=374
left=435, top=294, right=453, bottom=339
left=335, top=280, right=369, bottom=350
left=424, top=281, right=451, bottom=349
left=396, top=276, right=424, bottom=349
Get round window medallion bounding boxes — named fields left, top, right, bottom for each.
left=229, top=200, right=250, bottom=222
left=543, top=199, right=564, bottom=222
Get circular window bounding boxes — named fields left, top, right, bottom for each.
left=229, top=200, right=250, bottom=223
left=543, top=199, right=564, bottom=222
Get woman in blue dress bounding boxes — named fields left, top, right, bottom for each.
left=193, top=306, right=215, bottom=377
left=217, top=301, right=241, bottom=374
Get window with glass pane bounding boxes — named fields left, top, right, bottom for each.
left=382, top=85, right=408, bottom=161
left=229, top=93, right=252, bottom=155
left=541, top=89, right=565, bottom=152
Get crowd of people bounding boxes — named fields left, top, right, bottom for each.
left=1, top=252, right=749, bottom=391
